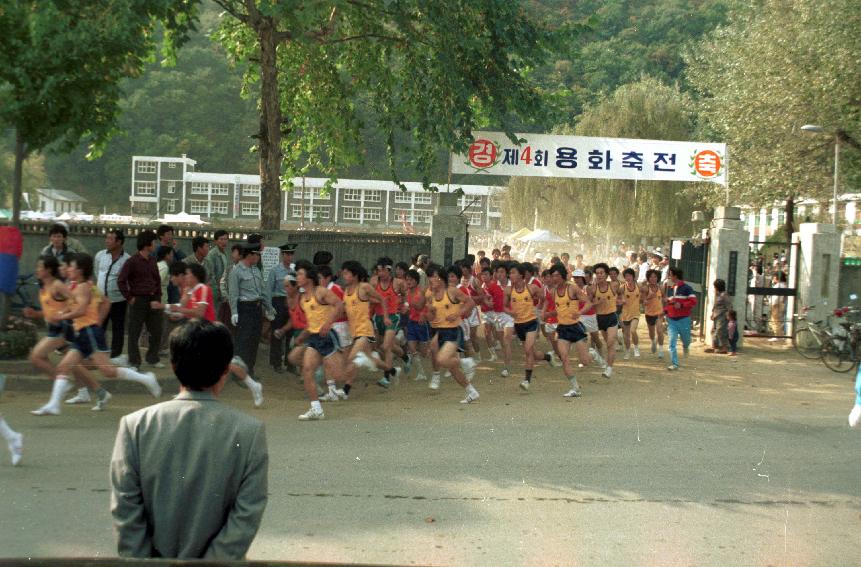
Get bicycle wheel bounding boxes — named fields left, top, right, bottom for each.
left=793, top=327, right=822, bottom=359
left=821, top=340, right=856, bottom=373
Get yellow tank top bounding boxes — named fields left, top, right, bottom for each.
left=344, top=287, right=374, bottom=338
left=555, top=284, right=581, bottom=325
left=39, top=285, right=67, bottom=321
left=428, top=289, right=458, bottom=329
left=73, top=283, right=102, bottom=331
left=620, top=283, right=641, bottom=322
left=644, top=284, right=663, bottom=317
left=593, top=283, right=617, bottom=315
left=302, top=291, right=334, bottom=334
left=510, top=285, right=536, bottom=324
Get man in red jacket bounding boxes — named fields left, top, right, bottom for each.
left=664, top=266, right=697, bottom=371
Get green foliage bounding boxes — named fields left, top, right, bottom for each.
left=504, top=77, right=704, bottom=242
left=686, top=0, right=861, bottom=209
left=0, top=316, right=38, bottom=360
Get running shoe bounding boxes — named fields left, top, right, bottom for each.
left=519, top=380, right=530, bottom=391
left=298, top=407, right=325, bottom=421
left=563, top=386, right=581, bottom=398
left=249, top=380, right=264, bottom=408
left=110, top=354, right=129, bottom=366
left=633, top=346, right=641, bottom=358
left=501, top=368, right=510, bottom=378
left=488, top=351, right=498, bottom=362
left=602, top=366, right=613, bottom=379
left=147, top=361, right=166, bottom=369
left=65, top=389, right=91, bottom=405
left=650, top=340, right=657, bottom=354
left=334, top=388, right=349, bottom=401
left=623, top=350, right=630, bottom=360
left=376, top=376, right=391, bottom=389
left=849, top=404, right=861, bottom=428
left=8, top=432, right=23, bottom=467
left=319, top=391, right=339, bottom=402
left=91, top=390, right=113, bottom=412
left=460, top=390, right=480, bottom=404
left=429, top=374, right=441, bottom=390
left=658, top=349, right=665, bottom=359
left=414, top=371, right=428, bottom=381
left=142, top=372, right=162, bottom=398
left=667, top=364, right=679, bottom=371
left=403, top=354, right=413, bottom=375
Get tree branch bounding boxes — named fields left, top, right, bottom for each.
left=212, top=0, right=249, bottom=24
left=321, top=33, right=407, bottom=45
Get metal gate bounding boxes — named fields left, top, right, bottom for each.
left=745, top=241, right=799, bottom=338
left=670, top=240, right=709, bottom=336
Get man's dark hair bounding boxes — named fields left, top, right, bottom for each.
left=638, top=252, right=648, bottom=263
left=609, top=266, right=620, bottom=276
left=137, top=230, right=158, bottom=251
left=71, top=253, right=94, bottom=279
left=187, top=262, right=206, bottom=283
left=49, top=223, right=68, bottom=238
left=107, top=228, right=125, bottom=244
left=157, top=245, right=174, bottom=262
left=491, top=248, right=501, bottom=256
left=713, top=278, right=726, bottom=293
left=376, top=256, right=393, bottom=269
left=247, top=233, right=263, bottom=245
left=295, top=259, right=318, bottom=283
left=646, top=269, right=661, bottom=281
left=593, top=262, right=610, bottom=275
left=669, top=266, right=684, bottom=279
left=231, top=243, right=243, bottom=253
left=623, top=268, right=636, bottom=279
left=479, top=257, right=491, bottom=268
left=191, top=235, right=209, bottom=253
left=477, top=250, right=486, bottom=257
left=395, top=261, right=410, bottom=274
left=463, top=253, right=475, bottom=266
left=510, top=263, right=528, bottom=277
left=426, top=263, right=445, bottom=279
left=317, top=265, right=334, bottom=280
left=481, top=266, right=493, bottom=276
left=521, top=262, right=536, bottom=276
left=213, top=229, right=228, bottom=240
left=405, top=269, right=421, bottom=284
left=312, top=250, right=333, bottom=266
left=490, top=259, right=506, bottom=272
left=341, top=260, right=368, bottom=282
left=170, top=261, right=187, bottom=277
left=156, top=224, right=174, bottom=238
left=170, top=319, right=233, bottom=390
left=548, top=263, right=568, bottom=280
left=39, top=255, right=61, bottom=278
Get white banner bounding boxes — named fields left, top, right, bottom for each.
left=452, top=131, right=727, bottom=185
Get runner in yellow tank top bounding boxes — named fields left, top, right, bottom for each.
left=339, top=261, right=395, bottom=392
left=424, top=265, right=480, bottom=403
left=293, top=261, right=348, bottom=421
left=505, top=262, right=554, bottom=391
left=547, top=264, right=600, bottom=397
left=619, top=268, right=642, bottom=360
left=643, top=268, right=666, bottom=358
left=32, top=253, right=161, bottom=416
left=588, top=263, right=621, bottom=379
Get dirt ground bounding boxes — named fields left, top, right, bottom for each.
left=0, top=331, right=859, bottom=566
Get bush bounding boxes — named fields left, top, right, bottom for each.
left=0, top=316, right=39, bottom=360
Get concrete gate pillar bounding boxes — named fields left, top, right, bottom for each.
left=430, top=192, right=468, bottom=266
left=794, top=223, right=840, bottom=324
left=705, top=206, right=750, bottom=347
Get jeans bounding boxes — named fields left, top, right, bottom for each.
left=127, top=295, right=162, bottom=366
left=101, top=300, right=127, bottom=358
left=667, top=316, right=691, bottom=367
left=855, top=366, right=861, bottom=406
left=729, top=332, right=738, bottom=354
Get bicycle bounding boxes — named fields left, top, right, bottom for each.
left=792, top=305, right=833, bottom=359
left=820, top=308, right=861, bottom=373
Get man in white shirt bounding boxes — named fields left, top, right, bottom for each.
left=95, top=229, right=131, bottom=361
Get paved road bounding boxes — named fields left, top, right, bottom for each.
left=1, top=341, right=859, bottom=565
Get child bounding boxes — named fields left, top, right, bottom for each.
left=849, top=366, right=861, bottom=428
left=727, top=309, right=739, bottom=356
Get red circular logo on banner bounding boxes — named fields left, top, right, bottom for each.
left=692, top=150, right=721, bottom=178
left=468, top=139, right=498, bottom=169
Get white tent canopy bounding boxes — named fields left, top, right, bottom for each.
left=517, top=229, right=567, bottom=244
left=155, top=212, right=208, bottom=225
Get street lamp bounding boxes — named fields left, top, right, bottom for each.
left=800, top=124, right=839, bottom=224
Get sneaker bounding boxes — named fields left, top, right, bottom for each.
left=142, top=372, right=162, bottom=398
left=488, top=351, right=498, bottom=362
left=8, top=432, right=23, bottom=466
left=65, top=389, right=91, bottom=404
left=110, top=354, right=129, bottom=366
left=501, top=368, right=510, bottom=378
left=298, top=407, right=325, bottom=421
left=658, top=349, right=665, bottom=359
left=633, top=346, right=640, bottom=358
left=30, top=404, right=61, bottom=416
left=602, top=366, right=613, bottom=379
left=391, top=367, right=402, bottom=386
left=519, top=380, right=530, bottom=391
left=768, top=337, right=780, bottom=342
left=623, top=350, right=630, bottom=361
left=147, top=361, right=166, bottom=369
left=429, top=374, right=441, bottom=390
left=353, top=351, right=376, bottom=371
left=849, top=404, right=861, bottom=428
left=460, top=390, right=480, bottom=404
left=563, top=387, right=581, bottom=398
left=547, top=352, right=562, bottom=367
left=249, top=380, right=264, bottom=408
left=444, top=370, right=452, bottom=378
left=667, top=364, right=679, bottom=371
left=319, top=391, right=340, bottom=402
left=334, top=388, right=349, bottom=401
left=461, top=358, right=477, bottom=382
left=493, top=342, right=502, bottom=351
left=403, top=355, right=413, bottom=375
left=589, top=348, right=606, bottom=369
left=650, top=340, right=657, bottom=354
left=91, top=391, right=113, bottom=411
left=376, top=376, right=391, bottom=389
left=414, top=372, right=428, bottom=381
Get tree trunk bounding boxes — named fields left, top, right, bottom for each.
left=12, top=130, right=26, bottom=229
left=783, top=196, right=795, bottom=243
left=257, top=21, right=282, bottom=231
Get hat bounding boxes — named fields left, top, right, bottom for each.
left=241, top=242, right=261, bottom=254
left=535, top=253, right=544, bottom=260
left=279, top=242, right=296, bottom=253
left=572, top=269, right=586, bottom=278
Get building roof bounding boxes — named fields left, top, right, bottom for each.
left=36, top=188, right=87, bottom=202
left=133, top=155, right=197, bottom=166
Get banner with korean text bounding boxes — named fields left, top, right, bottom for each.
left=452, top=131, right=727, bottom=185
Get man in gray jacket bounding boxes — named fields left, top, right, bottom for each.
left=110, top=319, right=268, bottom=559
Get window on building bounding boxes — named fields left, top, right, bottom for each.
left=166, top=182, right=176, bottom=194
left=342, top=206, right=362, bottom=221
left=135, top=181, right=156, bottom=196
left=292, top=187, right=324, bottom=200
left=241, top=184, right=260, bottom=197
left=211, top=183, right=230, bottom=195
left=241, top=202, right=260, bottom=216
left=466, top=212, right=482, bottom=226
left=343, top=189, right=362, bottom=201
left=136, top=161, right=156, bottom=174
left=413, top=210, right=432, bottom=223
left=165, top=200, right=177, bottom=213
left=488, top=197, right=502, bottom=213
left=394, top=192, right=412, bottom=204
left=189, top=200, right=208, bottom=214
left=414, top=193, right=432, bottom=205
left=168, top=162, right=177, bottom=169
left=290, top=204, right=330, bottom=220
left=191, top=182, right=207, bottom=194
left=211, top=201, right=229, bottom=215
left=363, top=207, right=382, bottom=221
left=364, top=190, right=382, bottom=202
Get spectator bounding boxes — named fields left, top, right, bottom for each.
left=41, top=223, right=76, bottom=262
left=229, top=243, right=266, bottom=374
left=769, top=271, right=788, bottom=341
left=205, top=229, right=231, bottom=325
left=118, top=230, right=163, bottom=370
left=156, top=224, right=185, bottom=305
left=706, top=279, right=730, bottom=354
left=185, top=235, right=210, bottom=266
left=111, top=319, right=268, bottom=559
left=156, top=247, right=174, bottom=307
left=220, top=243, right=243, bottom=330
left=95, top=229, right=131, bottom=361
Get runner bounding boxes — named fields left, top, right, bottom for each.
left=449, top=267, right=478, bottom=361
left=572, top=269, right=606, bottom=369
left=589, top=263, right=621, bottom=378
left=32, top=253, right=161, bottom=416
left=318, top=264, right=357, bottom=397
left=459, top=258, right=486, bottom=362
left=493, top=261, right=516, bottom=376
left=479, top=266, right=502, bottom=363
left=547, top=264, right=594, bottom=397
left=404, top=269, right=431, bottom=381
left=609, top=265, right=625, bottom=352
left=541, top=269, right=563, bottom=366
left=370, top=257, right=409, bottom=381
left=424, top=265, right=480, bottom=403
left=506, top=262, right=553, bottom=391
left=643, top=268, right=666, bottom=358
left=295, top=261, right=349, bottom=421
left=619, top=268, right=642, bottom=360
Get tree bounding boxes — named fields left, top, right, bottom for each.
left=0, top=0, right=197, bottom=226
left=504, top=77, right=704, bottom=244
left=686, top=0, right=861, bottom=241
left=211, top=0, right=577, bottom=230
